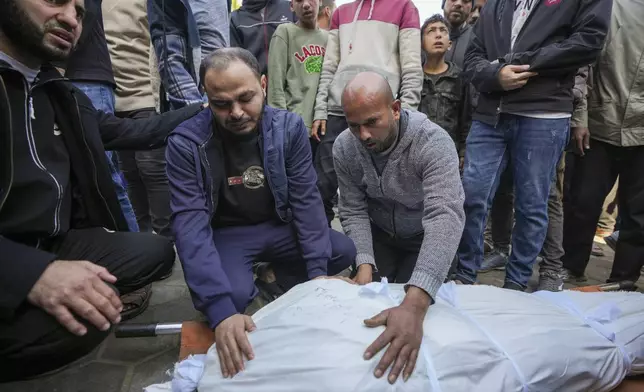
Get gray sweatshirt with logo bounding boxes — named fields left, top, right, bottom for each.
left=333, top=109, right=465, bottom=300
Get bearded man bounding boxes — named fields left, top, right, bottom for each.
left=333, top=71, right=465, bottom=384
left=0, top=0, right=202, bottom=381
left=166, top=47, right=356, bottom=379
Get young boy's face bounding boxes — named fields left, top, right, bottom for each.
left=291, top=0, right=319, bottom=28
left=422, top=21, right=451, bottom=57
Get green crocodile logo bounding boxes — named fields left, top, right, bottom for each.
left=304, top=55, right=323, bottom=74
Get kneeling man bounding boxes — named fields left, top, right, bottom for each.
left=167, top=48, right=356, bottom=378
left=334, top=72, right=465, bottom=383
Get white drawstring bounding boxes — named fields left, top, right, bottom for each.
left=348, top=0, right=364, bottom=54
left=348, top=0, right=374, bottom=54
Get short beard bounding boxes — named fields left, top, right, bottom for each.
left=213, top=101, right=265, bottom=137
left=370, top=116, right=399, bottom=154
left=446, top=10, right=465, bottom=27
left=0, top=0, right=72, bottom=63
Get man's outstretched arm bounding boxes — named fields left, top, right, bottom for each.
left=363, top=123, right=465, bottom=384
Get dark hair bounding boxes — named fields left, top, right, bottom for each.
left=420, top=15, right=451, bottom=65
left=319, top=0, right=335, bottom=10
left=199, top=47, right=262, bottom=87
left=442, top=0, right=473, bottom=8
left=421, top=14, right=451, bottom=36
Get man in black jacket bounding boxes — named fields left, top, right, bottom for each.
left=230, top=0, right=295, bottom=76
left=0, top=0, right=202, bottom=381
left=443, top=0, right=473, bottom=69
left=453, top=0, right=611, bottom=290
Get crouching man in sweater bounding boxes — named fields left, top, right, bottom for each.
left=333, top=72, right=465, bottom=383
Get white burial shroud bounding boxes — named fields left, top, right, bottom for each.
left=198, top=279, right=644, bottom=392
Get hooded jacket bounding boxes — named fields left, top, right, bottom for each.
left=313, top=0, right=423, bottom=120
left=333, top=109, right=465, bottom=301
left=464, top=0, right=612, bottom=126
left=230, top=0, right=296, bottom=76
left=0, top=62, right=202, bottom=321
left=166, top=105, right=331, bottom=328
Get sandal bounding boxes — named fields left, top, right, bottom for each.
left=120, top=284, right=152, bottom=321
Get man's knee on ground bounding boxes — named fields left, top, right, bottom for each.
left=138, top=233, right=176, bottom=275
left=330, top=231, right=357, bottom=273
left=0, top=309, right=111, bottom=382
left=229, top=285, right=256, bottom=313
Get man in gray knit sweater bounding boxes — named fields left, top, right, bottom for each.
left=333, top=72, right=465, bottom=384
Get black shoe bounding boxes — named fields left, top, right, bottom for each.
left=560, top=268, right=588, bottom=283
left=604, top=232, right=618, bottom=252
left=479, top=249, right=509, bottom=273
left=502, top=281, right=525, bottom=292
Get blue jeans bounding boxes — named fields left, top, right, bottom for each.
left=73, top=82, right=139, bottom=232
left=455, top=114, right=569, bottom=287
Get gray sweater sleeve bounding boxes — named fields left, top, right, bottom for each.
left=407, top=127, right=465, bottom=299
left=333, top=137, right=376, bottom=268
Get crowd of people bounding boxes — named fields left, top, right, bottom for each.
left=1, top=0, right=642, bottom=386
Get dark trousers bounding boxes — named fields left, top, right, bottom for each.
left=212, top=221, right=356, bottom=312
left=0, top=228, right=175, bottom=382
left=563, top=140, right=644, bottom=282
left=486, top=166, right=514, bottom=251
left=116, top=108, right=173, bottom=239
left=540, top=153, right=566, bottom=273
left=314, top=115, right=348, bottom=224
left=371, top=225, right=423, bottom=284
left=310, top=137, right=319, bottom=160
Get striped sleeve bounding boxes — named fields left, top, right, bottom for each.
left=314, top=11, right=341, bottom=121
left=397, top=0, right=423, bottom=110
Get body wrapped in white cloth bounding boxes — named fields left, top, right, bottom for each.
left=195, top=279, right=644, bottom=392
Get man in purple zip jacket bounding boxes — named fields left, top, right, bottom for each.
left=166, top=47, right=356, bottom=379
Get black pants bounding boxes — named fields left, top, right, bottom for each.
left=371, top=225, right=423, bottom=283
left=563, top=140, right=644, bottom=282
left=0, top=228, right=174, bottom=382
left=117, top=108, right=173, bottom=239
left=314, top=115, right=348, bottom=224
left=485, top=165, right=514, bottom=251
left=540, top=153, right=566, bottom=273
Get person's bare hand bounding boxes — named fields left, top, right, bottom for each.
left=498, top=65, right=537, bottom=91
left=363, top=287, right=430, bottom=384
left=571, top=127, right=590, bottom=156
left=215, top=314, right=256, bottom=378
left=459, top=156, right=465, bottom=172
left=27, top=260, right=122, bottom=336
left=311, top=120, right=327, bottom=142
left=353, top=264, right=373, bottom=285
left=313, top=275, right=356, bottom=285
